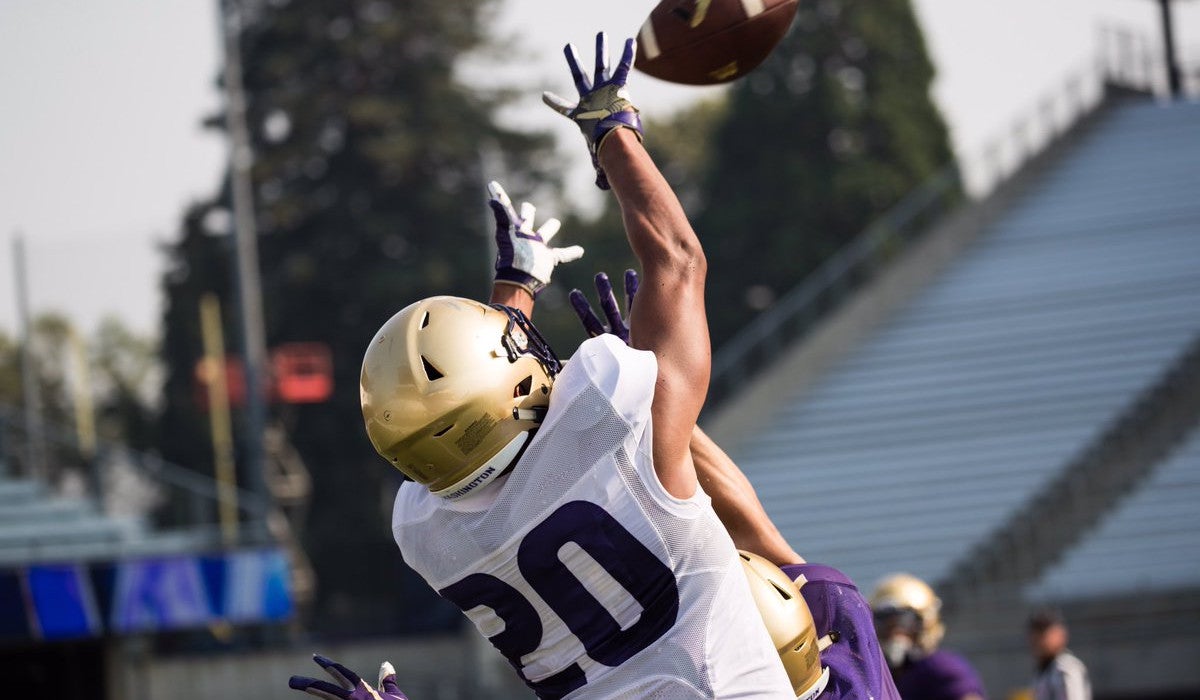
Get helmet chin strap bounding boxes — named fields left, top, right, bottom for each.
left=431, top=431, right=531, bottom=501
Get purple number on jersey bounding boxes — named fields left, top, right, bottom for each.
left=440, top=500, right=680, bottom=699
left=439, top=573, right=587, bottom=699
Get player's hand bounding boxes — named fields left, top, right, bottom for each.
left=543, top=32, right=643, bottom=190
left=289, top=654, right=409, bottom=700
left=569, top=269, right=639, bottom=344
left=490, top=181, right=583, bottom=297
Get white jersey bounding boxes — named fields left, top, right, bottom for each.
left=393, top=335, right=792, bottom=699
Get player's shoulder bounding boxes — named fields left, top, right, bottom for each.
left=1054, top=650, right=1089, bottom=675
left=392, top=480, right=438, bottom=528
left=569, top=334, right=655, bottom=380
left=555, top=335, right=657, bottom=417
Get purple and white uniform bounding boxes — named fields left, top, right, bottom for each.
left=394, top=335, right=793, bottom=699
left=781, top=563, right=902, bottom=700
left=892, top=649, right=987, bottom=700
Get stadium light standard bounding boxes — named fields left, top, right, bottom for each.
left=218, top=0, right=269, bottom=537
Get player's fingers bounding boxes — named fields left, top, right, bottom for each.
left=486, top=181, right=512, bottom=209
left=612, top=38, right=637, bottom=85
left=542, top=91, right=576, bottom=116
left=552, top=245, right=584, bottom=264
left=594, top=32, right=610, bottom=84
left=314, top=655, right=362, bottom=689
left=288, top=677, right=351, bottom=700
left=623, top=269, right=639, bottom=313
left=569, top=290, right=606, bottom=338
left=487, top=182, right=516, bottom=229
left=518, top=202, right=537, bottom=231
left=536, top=218, right=562, bottom=242
left=377, top=661, right=408, bottom=699
left=595, top=272, right=624, bottom=332
left=564, top=43, right=591, bottom=94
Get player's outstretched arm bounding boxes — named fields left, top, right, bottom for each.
left=602, top=128, right=709, bottom=499
left=691, top=426, right=803, bottom=566
left=546, top=34, right=707, bottom=499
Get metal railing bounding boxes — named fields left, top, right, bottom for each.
left=706, top=28, right=1195, bottom=409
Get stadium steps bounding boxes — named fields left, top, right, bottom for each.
left=711, top=96, right=1200, bottom=595
left=939, top=328, right=1200, bottom=608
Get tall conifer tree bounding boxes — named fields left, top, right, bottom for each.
left=696, top=0, right=957, bottom=343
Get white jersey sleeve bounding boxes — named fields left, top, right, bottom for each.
left=555, top=334, right=657, bottom=432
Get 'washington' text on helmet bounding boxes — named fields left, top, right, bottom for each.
left=360, top=296, right=559, bottom=500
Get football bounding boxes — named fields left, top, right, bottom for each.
left=634, top=0, right=800, bottom=85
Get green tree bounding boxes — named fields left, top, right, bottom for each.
left=158, top=0, right=555, bottom=635
left=697, top=0, right=957, bottom=343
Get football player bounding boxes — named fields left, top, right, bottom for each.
left=573, top=271, right=901, bottom=700
left=870, top=573, right=987, bottom=700
left=353, top=32, right=793, bottom=699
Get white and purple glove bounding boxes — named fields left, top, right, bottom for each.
left=543, top=33, right=643, bottom=190
left=489, top=181, right=583, bottom=297
left=289, top=654, right=409, bottom=700
left=569, top=269, right=639, bottom=344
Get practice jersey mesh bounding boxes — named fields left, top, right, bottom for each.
left=393, top=335, right=792, bottom=699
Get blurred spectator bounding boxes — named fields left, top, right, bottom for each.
left=870, top=573, right=987, bottom=700
left=1028, top=608, right=1091, bottom=700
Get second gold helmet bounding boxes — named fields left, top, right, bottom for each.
left=739, top=551, right=830, bottom=700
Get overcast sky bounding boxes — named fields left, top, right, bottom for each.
left=1, top=0, right=1197, bottom=338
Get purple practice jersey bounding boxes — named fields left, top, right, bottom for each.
left=781, top=563, right=901, bottom=700
left=892, top=649, right=987, bottom=700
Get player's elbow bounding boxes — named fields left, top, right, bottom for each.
left=647, top=236, right=706, bottom=281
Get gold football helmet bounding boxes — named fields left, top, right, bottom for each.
left=360, top=296, right=560, bottom=500
left=868, top=573, right=945, bottom=653
left=739, top=551, right=830, bottom=700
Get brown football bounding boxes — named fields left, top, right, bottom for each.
left=634, top=0, right=800, bottom=85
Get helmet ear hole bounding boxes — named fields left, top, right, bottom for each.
left=420, top=311, right=431, bottom=328
left=421, top=356, right=444, bottom=381
left=433, top=425, right=453, bottom=437
left=514, top=375, right=533, bottom=398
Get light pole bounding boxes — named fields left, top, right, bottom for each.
left=218, top=0, right=269, bottom=537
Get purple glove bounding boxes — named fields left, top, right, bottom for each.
left=543, top=33, right=643, bottom=190
left=490, top=180, right=584, bottom=296
left=569, top=269, right=639, bottom=344
left=289, top=654, right=409, bottom=700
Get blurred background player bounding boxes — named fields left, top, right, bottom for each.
left=1027, top=608, right=1091, bottom=700
left=354, top=33, right=793, bottom=698
left=573, top=270, right=899, bottom=700
left=869, top=573, right=987, bottom=700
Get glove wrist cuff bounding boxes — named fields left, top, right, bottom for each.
left=494, top=272, right=542, bottom=297
left=591, top=113, right=643, bottom=190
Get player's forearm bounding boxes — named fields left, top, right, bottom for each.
left=599, top=129, right=706, bottom=281
left=490, top=282, right=534, bottom=316
left=691, top=426, right=803, bottom=567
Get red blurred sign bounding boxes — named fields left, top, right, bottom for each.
left=272, top=343, right=334, bottom=404
left=194, top=343, right=333, bottom=409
